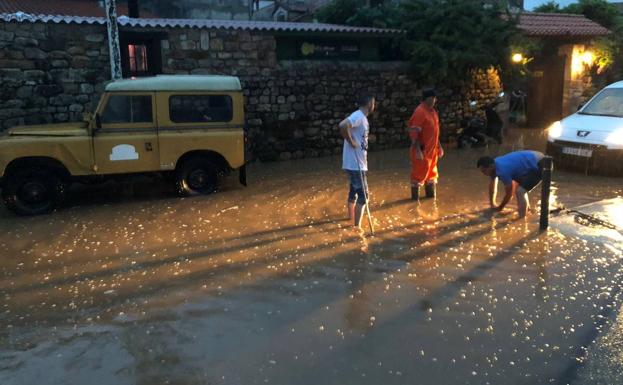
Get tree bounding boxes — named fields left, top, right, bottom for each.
left=399, top=0, right=516, bottom=84
left=533, top=1, right=560, bottom=13
left=531, top=0, right=623, bottom=84
left=316, top=0, right=400, bottom=28
left=315, top=0, right=358, bottom=25
left=563, top=0, right=621, bottom=29
left=316, top=0, right=517, bottom=83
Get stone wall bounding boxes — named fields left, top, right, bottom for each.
left=0, top=22, right=110, bottom=128
left=160, top=28, right=502, bottom=161
left=0, top=20, right=502, bottom=162
left=560, top=43, right=595, bottom=117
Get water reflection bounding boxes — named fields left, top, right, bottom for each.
left=1, top=130, right=623, bottom=385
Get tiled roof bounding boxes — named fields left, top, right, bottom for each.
left=0, top=0, right=153, bottom=18
left=0, top=7, right=606, bottom=38
left=517, top=12, right=610, bottom=37
left=0, top=12, right=402, bottom=35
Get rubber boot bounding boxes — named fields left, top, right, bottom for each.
left=425, top=182, right=436, bottom=199
left=411, top=184, right=420, bottom=201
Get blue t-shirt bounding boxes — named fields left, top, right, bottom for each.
left=494, top=151, right=544, bottom=186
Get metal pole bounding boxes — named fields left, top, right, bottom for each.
left=104, top=0, right=123, bottom=80
left=539, top=156, right=553, bottom=231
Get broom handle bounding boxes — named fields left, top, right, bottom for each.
left=355, top=150, right=375, bottom=235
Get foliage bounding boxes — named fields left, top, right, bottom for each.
left=507, top=34, right=543, bottom=77
left=317, top=0, right=517, bottom=84
left=563, top=0, right=622, bottom=29
left=315, top=0, right=358, bottom=25
left=315, top=0, right=400, bottom=28
left=531, top=0, right=623, bottom=85
left=399, top=0, right=516, bottom=84
left=346, top=2, right=402, bottom=29
left=533, top=1, right=561, bottom=13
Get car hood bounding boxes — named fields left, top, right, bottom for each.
left=6, top=122, right=88, bottom=136
left=558, top=113, right=623, bottom=144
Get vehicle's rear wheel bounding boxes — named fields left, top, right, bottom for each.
left=175, top=158, right=220, bottom=196
left=2, top=168, right=66, bottom=215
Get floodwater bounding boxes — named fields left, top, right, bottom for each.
left=1, top=129, right=623, bottom=385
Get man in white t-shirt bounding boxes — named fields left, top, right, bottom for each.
left=338, top=94, right=376, bottom=229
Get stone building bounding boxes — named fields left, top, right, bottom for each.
left=0, top=11, right=504, bottom=161
left=514, top=12, right=610, bottom=127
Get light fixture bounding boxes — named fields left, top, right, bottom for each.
left=512, top=53, right=523, bottom=63
left=548, top=121, right=562, bottom=139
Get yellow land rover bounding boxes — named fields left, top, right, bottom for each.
left=0, top=75, right=247, bottom=215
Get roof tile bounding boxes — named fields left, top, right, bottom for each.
left=0, top=0, right=152, bottom=17
left=517, top=12, right=610, bottom=37
left=0, top=12, right=401, bottom=35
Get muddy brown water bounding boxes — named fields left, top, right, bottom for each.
left=1, top=129, right=623, bottom=384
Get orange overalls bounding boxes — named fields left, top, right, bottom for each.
left=408, top=103, right=441, bottom=185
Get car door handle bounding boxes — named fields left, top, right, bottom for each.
left=145, top=142, right=153, bottom=151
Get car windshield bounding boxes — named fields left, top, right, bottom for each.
left=580, top=88, right=623, bottom=117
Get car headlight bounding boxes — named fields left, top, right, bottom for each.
left=548, top=121, right=562, bottom=139
left=606, top=130, right=623, bottom=146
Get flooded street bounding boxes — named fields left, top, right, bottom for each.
left=1, top=129, right=623, bottom=385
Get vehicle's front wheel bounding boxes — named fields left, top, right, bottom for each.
left=175, top=158, right=220, bottom=196
left=2, top=168, right=66, bottom=215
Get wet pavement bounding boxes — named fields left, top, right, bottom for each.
left=1, top=129, right=623, bottom=385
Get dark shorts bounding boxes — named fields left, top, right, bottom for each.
left=345, top=170, right=367, bottom=205
left=515, top=160, right=543, bottom=192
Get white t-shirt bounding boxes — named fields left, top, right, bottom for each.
left=342, top=109, right=369, bottom=171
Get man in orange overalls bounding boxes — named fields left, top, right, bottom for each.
left=408, top=89, right=444, bottom=200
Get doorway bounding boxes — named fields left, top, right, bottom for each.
left=527, top=53, right=566, bottom=128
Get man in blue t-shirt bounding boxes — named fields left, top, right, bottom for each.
left=477, top=150, right=545, bottom=218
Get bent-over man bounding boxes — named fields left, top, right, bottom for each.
left=477, top=150, right=545, bottom=218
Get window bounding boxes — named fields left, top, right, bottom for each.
left=581, top=88, right=623, bottom=118
left=169, top=95, right=233, bottom=123
left=101, top=95, right=153, bottom=124
left=128, top=44, right=149, bottom=74
left=120, top=32, right=165, bottom=78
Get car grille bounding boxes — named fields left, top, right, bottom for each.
left=553, top=140, right=607, bottom=150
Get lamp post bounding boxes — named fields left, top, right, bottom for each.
left=104, top=0, right=123, bottom=80
left=540, top=156, right=553, bottom=231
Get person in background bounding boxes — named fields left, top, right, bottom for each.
left=338, top=94, right=376, bottom=229
left=407, top=89, right=444, bottom=201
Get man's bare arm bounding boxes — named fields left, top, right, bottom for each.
left=488, top=177, right=498, bottom=208
left=496, top=183, right=514, bottom=211
left=339, top=119, right=357, bottom=148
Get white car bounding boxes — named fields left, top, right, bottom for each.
left=547, top=80, right=623, bottom=174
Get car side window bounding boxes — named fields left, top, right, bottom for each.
left=169, top=95, right=233, bottom=123
left=101, top=95, right=153, bottom=124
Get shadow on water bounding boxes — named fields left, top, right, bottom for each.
left=3, top=134, right=623, bottom=384
left=2, top=205, right=518, bottom=328
left=418, top=229, right=539, bottom=310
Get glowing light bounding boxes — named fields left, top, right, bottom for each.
left=571, top=47, right=596, bottom=79
left=548, top=121, right=562, bottom=139
left=512, top=53, right=523, bottom=63
left=581, top=51, right=595, bottom=66
left=606, top=129, right=623, bottom=146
